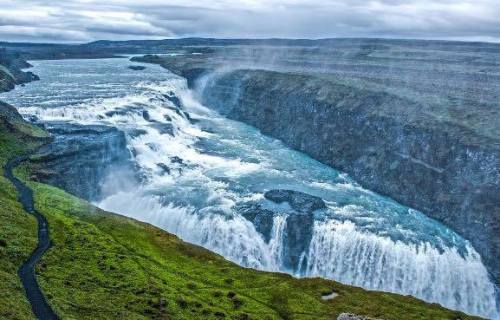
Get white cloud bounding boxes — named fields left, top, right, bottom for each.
left=0, top=0, right=499, bottom=42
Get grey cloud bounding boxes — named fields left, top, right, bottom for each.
left=0, top=0, right=499, bottom=42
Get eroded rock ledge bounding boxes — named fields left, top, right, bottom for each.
left=30, top=123, right=134, bottom=201
left=237, top=189, right=326, bottom=271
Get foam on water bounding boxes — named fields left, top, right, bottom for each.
left=1, top=58, right=498, bottom=319
left=98, top=191, right=276, bottom=269
left=305, top=220, right=497, bottom=317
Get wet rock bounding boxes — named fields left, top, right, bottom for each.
left=146, top=142, right=160, bottom=152
left=150, top=123, right=174, bottom=136
left=156, top=163, right=171, bottom=175
left=142, top=110, right=154, bottom=122
left=170, top=156, right=183, bottom=164
left=267, top=190, right=324, bottom=270
left=166, top=105, right=185, bottom=118
left=128, top=128, right=148, bottom=138
left=32, top=123, right=134, bottom=201
left=25, top=114, right=39, bottom=123
left=28, top=72, right=40, bottom=81
left=238, top=189, right=326, bottom=271
left=105, top=109, right=129, bottom=117
left=164, top=94, right=182, bottom=109
left=264, top=189, right=326, bottom=213
left=237, top=204, right=275, bottom=242
left=128, top=65, right=146, bottom=71
left=183, top=111, right=199, bottom=124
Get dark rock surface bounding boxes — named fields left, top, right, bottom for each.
left=0, top=100, right=24, bottom=122
left=128, top=65, right=146, bottom=70
left=156, top=163, right=171, bottom=175
left=238, top=189, right=326, bottom=271
left=32, top=123, right=134, bottom=201
left=164, top=93, right=182, bottom=109
left=237, top=204, right=275, bottom=242
left=0, top=50, right=39, bottom=93
left=264, top=189, right=326, bottom=213
left=150, top=122, right=174, bottom=136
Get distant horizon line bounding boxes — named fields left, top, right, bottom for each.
left=2, top=36, right=500, bottom=46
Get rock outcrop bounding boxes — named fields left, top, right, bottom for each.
left=0, top=50, right=39, bottom=92
left=31, top=123, right=134, bottom=201
left=128, top=65, right=146, bottom=71
left=238, top=189, right=326, bottom=271
left=0, top=101, right=24, bottom=122
left=264, top=189, right=326, bottom=212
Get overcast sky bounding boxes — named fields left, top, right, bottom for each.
left=1, top=0, right=500, bottom=43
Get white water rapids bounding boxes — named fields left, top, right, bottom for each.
left=1, top=58, right=497, bottom=319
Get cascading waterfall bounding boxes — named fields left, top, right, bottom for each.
left=1, top=58, right=498, bottom=319
left=99, top=191, right=276, bottom=270
left=305, top=220, right=497, bottom=317
left=268, top=215, right=288, bottom=266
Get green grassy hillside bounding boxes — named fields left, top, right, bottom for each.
left=0, top=110, right=48, bottom=319
left=0, top=107, right=481, bottom=319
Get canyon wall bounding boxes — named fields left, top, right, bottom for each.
left=172, top=66, right=500, bottom=285
left=31, top=123, right=133, bottom=201
left=0, top=51, right=39, bottom=92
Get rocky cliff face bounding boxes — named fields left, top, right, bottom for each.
left=198, top=69, right=500, bottom=285
left=0, top=50, right=39, bottom=92
left=237, top=189, right=326, bottom=271
left=31, top=123, right=134, bottom=201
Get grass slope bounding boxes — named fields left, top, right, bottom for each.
left=0, top=115, right=46, bottom=319
left=0, top=110, right=481, bottom=319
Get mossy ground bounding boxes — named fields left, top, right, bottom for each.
left=0, top=120, right=43, bottom=319
left=0, top=174, right=38, bottom=320
left=0, top=114, right=482, bottom=320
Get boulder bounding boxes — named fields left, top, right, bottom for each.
left=164, top=94, right=182, bottom=109
left=337, top=313, right=379, bottom=320
left=239, top=189, right=327, bottom=271
left=150, top=123, right=174, bottom=136
left=128, top=65, right=146, bottom=71
left=264, top=189, right=326, bottom=213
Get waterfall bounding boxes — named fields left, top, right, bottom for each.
left=98, top=191, right=278, bottom=270
left=98, top=193, right=499, bottom=319
left=268, top=215, right=287, bottom=267
left=5, top=58, right=498, bottom=319
left=304, top=220, right=498, bottom=319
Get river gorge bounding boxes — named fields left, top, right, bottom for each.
left=1, top=56, right=498, bottom=319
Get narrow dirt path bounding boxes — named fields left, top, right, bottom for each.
left=4, top=156, right=59, bottom=320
